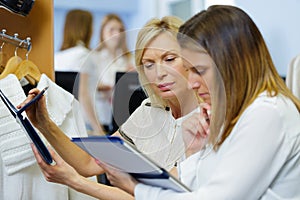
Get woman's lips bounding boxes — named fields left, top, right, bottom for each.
left=157, top=82, right=174, bottom=91
left=198, top=93, right=209, bottom=98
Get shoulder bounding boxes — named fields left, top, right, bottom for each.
left=121, top=98, right=171, bottom=128
left=236, top=92, right=300, bottom=139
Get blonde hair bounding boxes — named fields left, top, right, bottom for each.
left=135, top=16, right=184, bottom=108
left=60, top=9, right=93, bottom=50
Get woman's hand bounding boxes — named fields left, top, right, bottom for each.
left=96, top=160, right=138, bottom=195
left=17, top=88, right=51, bottom=131
left=182, top=103, right=211, bottom=157
left=31, top=144, right=81, bottom=187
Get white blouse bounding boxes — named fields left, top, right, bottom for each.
left=120, top=98, right=199, bottom=171
left=134, top=92, right=300, bottom=200
left=54, top=44, right=90, bottom=72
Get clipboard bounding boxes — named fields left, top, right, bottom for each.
left=71, top=136, right=191, bottom=192
left=0, top=88, right=55, bottom=165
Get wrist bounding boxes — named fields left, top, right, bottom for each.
left=68, top=174, right=86, bottom=192
left=37, top=119, right=56, bottom=134
left=127, top=177, right=138, bottom=195
left=185, top=144, right=200, bottom=158
left=185, top=150, right=197, bottom=158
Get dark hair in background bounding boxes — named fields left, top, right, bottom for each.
left=60, top=9, right=93, bottom=50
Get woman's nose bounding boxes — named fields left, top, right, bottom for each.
left=156, top=64, right=167, bottom=78
left=189, top=81, right=201, bottom=90
left=188, top=74, right=201, bottom=90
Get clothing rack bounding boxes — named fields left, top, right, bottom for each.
left=0, top=29, right=31, bottom=52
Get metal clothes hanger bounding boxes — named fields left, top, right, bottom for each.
left=0, top=37, right=23, bottom=79
left=14, top=38, right=41, bottom=85
left=0, top=41, right=7, bottom=74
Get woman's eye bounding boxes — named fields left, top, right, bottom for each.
left=191, top=67, right=205, bottom=75
left=143, top=63, right=154, bottom=69
left=196, top=69, right=206, bottom=75
left=165, top=56, right=176, bottom=62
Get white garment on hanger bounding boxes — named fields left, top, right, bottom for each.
left=0, top=74, right=97, bottom=200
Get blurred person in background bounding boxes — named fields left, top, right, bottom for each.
left=54, top=9, right=105, bottom=135
left=54, top=9, right=93, bottom=72
left=79, top=13, right=133, bottom=135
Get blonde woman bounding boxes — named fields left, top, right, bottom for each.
left=102, top=5, right=300, bottom=200
left=20, top=16, right=200, bottom=199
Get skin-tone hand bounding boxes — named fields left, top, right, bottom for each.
left=31, top=143, right=82, bottom=186
left=182, top=103, right=211, bottom=157
left=18, top=88, right=106, bottom=177
left=97, top=160, right=138, bottom=196
left=17, top=88, right=51, bottom=131
left=31, top=144, right=135, bottom=200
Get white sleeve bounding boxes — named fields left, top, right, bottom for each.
left=178, top=151, right=200, bottom=187
left=134, top=101, right=290, bottom=200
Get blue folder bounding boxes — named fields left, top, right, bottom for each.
left=0, top=88, right=54, bottom=165
left=72, top=136, right=191, bottom=192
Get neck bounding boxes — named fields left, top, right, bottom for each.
left=105, top=44, right=119, bottom=57
left=169, top=100, right=181, bottom=119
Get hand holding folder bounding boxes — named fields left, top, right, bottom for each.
left=0, top=87, right=55, bottom=165
left=72, top=136, right=191, bottom=192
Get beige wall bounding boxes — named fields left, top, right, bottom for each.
left=0, top=0, right=54, bottom=80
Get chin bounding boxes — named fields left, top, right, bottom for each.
left=160, top=92, right=178, bottom=100
left=203, top=98, right=211, bottom=105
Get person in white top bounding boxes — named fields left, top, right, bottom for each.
left=19, top=16, right=200, bottom=200
left=79, top=13, right=134, bottom=134
left=98, top=5, right=300, bottom=200
left=54, top=9, right=93, bottom=72
left=54, top=9, right=105, bottom=135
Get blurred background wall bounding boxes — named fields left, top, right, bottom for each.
left=54, top=0, right=300, bottom=77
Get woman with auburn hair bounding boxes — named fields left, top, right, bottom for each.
left=100, top=5, right=300, bottom=200
left=79, top=13, right=134, bottom=135
left=19, top=16, right=202, bottom=199
left=54, top=9, right=106, bottom=136
left=54, top=9, right=93, bottom=72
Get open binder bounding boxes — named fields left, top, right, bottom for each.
left=72, top=136, right=191, bottom=192
left=0, top=87, right=54, bottom=165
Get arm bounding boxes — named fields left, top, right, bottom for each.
left=133, top=102, right=291, bottom=199
left=18, top=88, right=104, bottom=177
left=79, top=73, right=105, bottom=136
left=31, top=144, right=134, bottom=200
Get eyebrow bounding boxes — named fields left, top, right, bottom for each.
left=142, top=49, right=179, bottom=61
left=161, top=49, right=179, bottom=56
